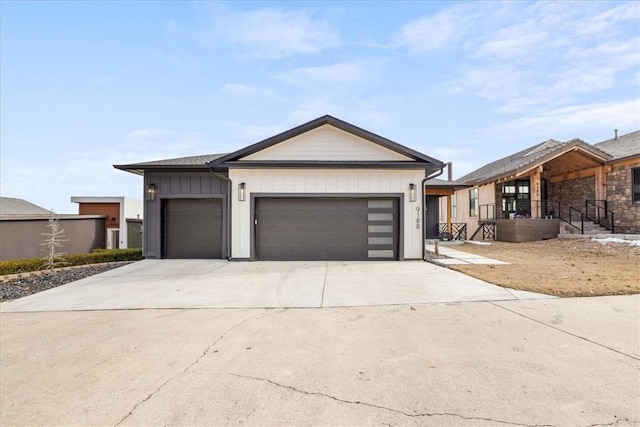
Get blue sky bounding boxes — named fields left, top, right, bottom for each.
left=1, top=1, right=639, bottom=214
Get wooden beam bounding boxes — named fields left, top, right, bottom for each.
left=595, top=166, right=605, bottom=200
left=446, top=195, right=452, bottom=233
left=548, top=166, right=599, bottom=184
left=425, top=188, right=454, bottom=196
left=608, top=157, right=640, bottom=168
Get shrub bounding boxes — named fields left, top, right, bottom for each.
left=0, top=249, right=143, bottom=275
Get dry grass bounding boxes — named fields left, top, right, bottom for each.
left=447, top=238, right=640, bottom=297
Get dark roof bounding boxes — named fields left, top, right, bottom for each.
left=593, top=130, right=640, bottom=161
left=114, top=154, right=227, bottom=175
left=0, top=197, right=53, bottom=216
left=208, top=115, right=443, bottom=169
left=425, top=178, right=472, bottom=190
left=457, top=138, right=611, bottom=185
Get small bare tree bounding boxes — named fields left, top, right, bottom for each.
left=41, top=211, right=68, bottom=271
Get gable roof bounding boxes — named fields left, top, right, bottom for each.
left=457, top=138, right=612, bottom=186
left=207, top=115, right=443, bottom=170
left=593, top=130, right=640, bottom=161
left=114, top=154, right=227, bottom=175
left=0, top=197, right=53, bottom=216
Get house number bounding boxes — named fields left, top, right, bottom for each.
left=415, top=206, right=421, bottom=230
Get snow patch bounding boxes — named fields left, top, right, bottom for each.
left=593, top=237, right=640, bottom=246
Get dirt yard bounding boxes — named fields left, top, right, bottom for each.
left=447, top=238, right=640, bottom=297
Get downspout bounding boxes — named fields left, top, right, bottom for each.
left=422, top=165, right=445, bottom=261
left=209, top=170, right=232, bottom=260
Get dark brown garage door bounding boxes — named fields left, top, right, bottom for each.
left=255, top=197, right=398, bottom=261
left=163, top=199, right=223, bottom=259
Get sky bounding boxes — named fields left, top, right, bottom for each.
left=1, top=1, right=639, bottom=214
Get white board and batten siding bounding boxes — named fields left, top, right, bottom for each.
left=229, top=169, right=426, bottom=259
left=243, top=125, right=413, bottom=162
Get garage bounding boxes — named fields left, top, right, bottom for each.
left=115, top=115, right=444, bottom=260
left=162, top=198, right=223, bottom=259
left=255, top=197, right=398, bottom=261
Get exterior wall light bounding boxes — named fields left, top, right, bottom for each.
left=238, top=182, right=246, bottom=201
left=409, top=183, right=417, bottom=202
left=146, top=183, right=156, bottom=201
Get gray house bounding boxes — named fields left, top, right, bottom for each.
left=115, top=115, right=444, bottom=261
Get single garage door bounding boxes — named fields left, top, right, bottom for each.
left=163, top=198, right=223, bottom=259
left=255, top=197, right=398, bottom=261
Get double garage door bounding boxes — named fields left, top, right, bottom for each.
left=162, top=197, right=399, bottom=260
left=256, top=197, right=399, bottom=261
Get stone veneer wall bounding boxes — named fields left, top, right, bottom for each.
left=606, top=162, right=640, bottom=234
left=548, top=175, right=595, bottom=212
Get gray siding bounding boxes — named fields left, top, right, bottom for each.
left=0, top=217, right=106, bottom=261
left=143, top=172, right=229, bottom=259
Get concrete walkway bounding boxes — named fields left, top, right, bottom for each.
left=425, top=243, right=508, bottom=266
left=0, top=260, right=551, bottom=312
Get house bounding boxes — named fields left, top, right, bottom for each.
left=114, top=115, right=444, bottom=260
left=440, top=130, right=640, bottom=242
left=0, top=197, right=106, bottom=261
left=70, top=197, right=143, bottom=249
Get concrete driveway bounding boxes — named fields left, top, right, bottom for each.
left=1, top=296, right=638, bottom=426
left=0, top=260, right=551, bottom=312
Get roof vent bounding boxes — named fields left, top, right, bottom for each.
left=614, top=129, right=618, bottom=140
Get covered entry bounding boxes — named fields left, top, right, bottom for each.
left=255, top=197, right=399, bottom=261
left=162, top=198, right=223, bottom=259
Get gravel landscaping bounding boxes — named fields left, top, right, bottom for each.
left=0, top=262, right=134, bottom=302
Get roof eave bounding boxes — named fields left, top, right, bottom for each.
left=218, top=160, right=439, bottom=170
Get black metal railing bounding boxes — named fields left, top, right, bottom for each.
left=502, top=199, right=554, bottom=218
left=437, top=223, right=468, bottom=240
left=555, top=201, right=583, bottom=233
left=585, top=200, right=615, bottom=233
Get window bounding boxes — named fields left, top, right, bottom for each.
left=469, top=188, right=478, bottom=217
left=451, top=194, right=457, bottom=218
left=633, top=167, right=640, bottom=204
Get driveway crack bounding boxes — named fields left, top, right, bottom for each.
left=320, top=261, right=328, bottom=308
left=114, top=310, right=270, bottom=426
left=584, top=419, right=639, bottom=426
left=228, top=373, right=555, bottom=427
left=489, top=302, right=640, bottom=361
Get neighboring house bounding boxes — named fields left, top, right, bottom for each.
left=0, top=197, right=54, bottom=216
left=115, top=115, right=444, bottom=260
left=70, top=197, right=143, bottom=249
left=0, top=197, right=106, bottom=261
left=440, top=130, right=640, bottom=242
left=425, top=176, right=470, bottom=240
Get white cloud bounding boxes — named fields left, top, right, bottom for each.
left=396, top=6, right=469, bottom=52
left=431, top=1, right=640, bottom=115
left=126, top=128, right=175, bottom=141
left=208, top=7, right=340, bottom=58
left=446, top=65, right=530, bottom=101
left=475, top=30, right=550, bottom=61
left=277, top=62, right=371, bottom=85
left=486, top=99, right=640, bottom=141
left=220, top=83, right=276, bottom=98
